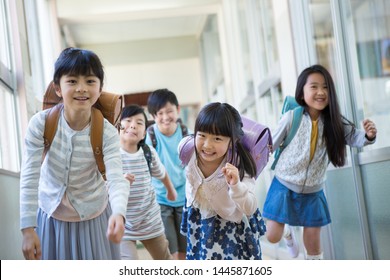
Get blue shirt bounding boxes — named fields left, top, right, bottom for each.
left=145, top=123, right=186, bottom=207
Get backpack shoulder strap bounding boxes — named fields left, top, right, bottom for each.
left=283, top=106, right=304, bottom=147
left=42, top=104, right=63, bottom=162
left=271, top=106, right=304, bottom=170
left=147, top=125, right=157, bottom=148
left=141, top=144, right=152, bottom=174
left=90, top=107, right=106, bottom=179
left=177, top=118, right=189, bottom=137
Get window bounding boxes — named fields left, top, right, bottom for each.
left=0, top=0, right=21, bottom=172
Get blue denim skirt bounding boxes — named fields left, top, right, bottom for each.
left=262, top=177, right=331, bottom=227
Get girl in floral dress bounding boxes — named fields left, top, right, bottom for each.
left=178, top=102, right=266, bottom=260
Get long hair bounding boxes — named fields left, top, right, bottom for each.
left=194, top=102, right=256, bottom=179
left=295, top=64, right=354, bottom=166
left=53, top=47, right=104, bottom=90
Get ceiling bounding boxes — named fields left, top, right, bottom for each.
left=55, top=0, right=221, bottom=47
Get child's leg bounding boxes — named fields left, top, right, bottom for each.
left=142, top=235, right=172, bottom=260
left=303, top=226, right=323, bottom=259
left=120, top=240, right=139, bottom=260
left=265, top=220, right=285, bottom=243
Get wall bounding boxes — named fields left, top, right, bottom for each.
left=0, top=171, right=23, bottom=260
left=82, top=36, right=205, bottom=106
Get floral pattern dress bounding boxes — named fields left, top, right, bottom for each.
left=180, top=154, right=266, bottom=260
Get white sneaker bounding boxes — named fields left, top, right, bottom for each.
left=284, top=226, right=299, bottom=258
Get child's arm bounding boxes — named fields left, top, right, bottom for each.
left=345, top=119, right=377, bottom=147
left=221, top=162, right=239, bottom=185
left=106, top=214, right=125, bottom=243
left=124, top=173, right=135, bottom=185
left=161, top=172, right=177, bottom=201
left=271, top=110, right=294, bottom=151
left=363, top=119, right=377, bottom=141
left=21, top=227, right=41, bottom=260
left=222, top=163, right=257, bottom=215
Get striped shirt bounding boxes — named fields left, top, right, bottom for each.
left=120, top=146, right=166, bottom=241
left=20, top=108, right=130, bottom=229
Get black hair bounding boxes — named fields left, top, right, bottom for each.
left=194, top=102, right=256, bottom=180
left=147, top=88, right=179, bottom=116
left=295, top=64, right=355, bottom=167
left=120, top=104, right=149, bottom=149
left=53, top=47, right=104, bottom=90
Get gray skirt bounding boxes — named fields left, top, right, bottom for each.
left=37, top=205, right=120, bottom=260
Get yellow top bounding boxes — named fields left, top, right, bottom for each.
left=310, top=119, right=319, bottom=161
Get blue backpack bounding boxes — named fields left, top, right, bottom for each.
left=270, top=96, right=304, bottom=170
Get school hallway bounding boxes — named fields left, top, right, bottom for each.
left=1, top=0, right=390, bottom=261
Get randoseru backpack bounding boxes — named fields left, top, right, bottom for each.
left=179, top=115, right=272, bottom=179
left=147, top=118, right=189, bottom=148
left=42, top=81, right=123, bottom=179
left=270, top=95, right=304, bottom=170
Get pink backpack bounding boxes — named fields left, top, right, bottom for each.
left=179, top=116, right=272, bottom=179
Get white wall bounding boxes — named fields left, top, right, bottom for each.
left=105, top=58, right=204, bottom=105
left=82, top=36, right=205, bottom=106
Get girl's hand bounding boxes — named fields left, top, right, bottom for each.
left=124, top=173, right=135, bottom=185
left=222, top=163, right=239, bottom=185
left=363, top=119, right=377, bottom=140
left=106, top=214, right=125, bottom=243
left=21, top=227, right=41, bottom=260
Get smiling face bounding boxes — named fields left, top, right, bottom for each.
left=153, top=102, right=180, bottom=136
left=303, top=72, right=329, bottom=120
left=119, top=113, right=147, bottom=148
left=195, top=131, right=230, bottom=167
left=55, top=74, right=101, bottom=112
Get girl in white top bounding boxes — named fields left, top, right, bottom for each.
left=263, top=64, right=377, bottom=259
left=179, top=102, right=266, bottom=260
left=19, top=47, right=130, bottom=260
left=119, top=105, right=177, bottom=260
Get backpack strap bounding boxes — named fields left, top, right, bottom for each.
left=177, top=118, right=189, bottom=137
left=42, top=104, right=106, bottom=179
left=141, top=144, right=152, bottom=174
left=42, top=104, right=63, bottom=162
left=147, top=119, right=188, bottom=149
left=90, top=107, right=106, bottom=179
left=271, top=106, right=304, bottom=170
left=147, top=125, right=157, bottom=148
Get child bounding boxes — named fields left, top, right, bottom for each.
left=118, top=105, right=177, bottom=260
left=263, top=64, right=377, bottom=260
left=19, top=47, right=130, bottom=260
left=145, top=88, right=188, bottom=260
left=178, top=102, right=266, bottom=260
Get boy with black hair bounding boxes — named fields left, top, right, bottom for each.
left=146, top=88, right=188, bottom=260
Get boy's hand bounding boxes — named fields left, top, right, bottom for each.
left=222, top=163, right=239, bottom=186
left=363, top=119, right=377, bottom=140
left=166, top=187, right=177, bottom=201
left=124, top=173, right=135, bottom=185
left=22, top=227, right=41, bottom=260
left=106, top=214, right=125, bottom=243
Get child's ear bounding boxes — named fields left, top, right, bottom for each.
left=54, top=84, right=62, bottom=98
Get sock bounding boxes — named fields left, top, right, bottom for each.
left=283, top=226, right=293, bottom=246
left=306, top=252, right=323, bottom=260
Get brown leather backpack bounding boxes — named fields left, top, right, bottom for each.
left=42, top=81, right=123, bottom=179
